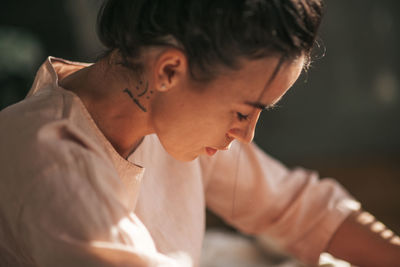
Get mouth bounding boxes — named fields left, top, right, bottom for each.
left=205, top=142, right=233, bottom=156
left=205, top=147, right=218, bottom=156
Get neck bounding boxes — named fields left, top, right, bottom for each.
left=59, top=59, right=154, bottom=158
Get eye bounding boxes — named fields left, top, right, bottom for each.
left=237, top=112, right=249, bottom=121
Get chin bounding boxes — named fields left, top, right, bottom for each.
left=156, top=135, right=200, bottom=162
left=172, top=152, right=199, bottom=162
left=165, top=148, right=200, bottom=162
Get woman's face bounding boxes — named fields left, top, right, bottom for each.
left=150, top=56, right=305, bottom=161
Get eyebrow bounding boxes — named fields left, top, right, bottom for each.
left=245, top=101, right=276, bottom=110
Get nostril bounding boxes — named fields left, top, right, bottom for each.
left=225, top=132, right=235, bottom=142
left=227, top=128, right=241, bottom=137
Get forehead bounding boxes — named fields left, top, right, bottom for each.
left=257, top=56, right=305, bottom=106
left=214, top=56, right=305, bottom=106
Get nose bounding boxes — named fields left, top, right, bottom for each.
left=227, top=128, right=254, bottom=144
left=227, top=112, right=260, bottom=144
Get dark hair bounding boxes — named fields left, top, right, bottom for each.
left=97, top=0, right=323, bottom=80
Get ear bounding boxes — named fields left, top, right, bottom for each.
left=154, top=48, right=188, bottom=92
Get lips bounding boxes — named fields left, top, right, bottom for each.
left=205, top=147, right=218, bottom=156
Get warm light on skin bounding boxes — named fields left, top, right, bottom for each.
left=327, top=209, right=400, bottom=266
left=390, top=236, right=400, bottom=246
left=381, top=230, right=394, bottom=240
left=356, top=211, right=375, bottom=225
left=59, top=48, right=304, bottom=161
left=371, top=221, right=386, bottom=233
left=356, top=211, right=400, bottom=242
left=149, top=54, right=305, bottom=162
left=355, top=211, right=400, bottom=245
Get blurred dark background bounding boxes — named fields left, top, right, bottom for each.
left=1, top=1, right=399, bottom=233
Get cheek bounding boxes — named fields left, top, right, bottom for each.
left=149, top=97, right=203, bottom=156
left=151, top=99, right=231, bottom=156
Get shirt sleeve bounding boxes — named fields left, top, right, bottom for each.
left=17, top=142, right=190, bottom=267
left=200, top=141, right=360, bottom=264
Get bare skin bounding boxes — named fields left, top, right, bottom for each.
left=327, top=210, right=400, bottom=266
left=59, top=54, right=155, bottom=158
left=60, top=48, right=304, bottom=160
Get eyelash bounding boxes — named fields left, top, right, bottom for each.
left=237, top=112, right=249, bottom=121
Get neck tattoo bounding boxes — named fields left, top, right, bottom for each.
left=123, top=80, right=153, bottom=112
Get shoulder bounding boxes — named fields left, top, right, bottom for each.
left=0, top=89, right=119, bottom=208
left=0, top=88, right=70, bottom=156
left=0, top=109, right=125, bottom=240
left=0, top=86, right=107, bottom=170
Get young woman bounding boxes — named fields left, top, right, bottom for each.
left=0, top=0, right=399, bottom=266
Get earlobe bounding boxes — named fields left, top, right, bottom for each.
left=159, top=83, right=167, bottom=91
